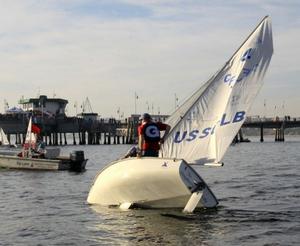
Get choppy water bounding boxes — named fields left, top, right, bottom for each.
left=0, top=136, right=299, bottom=245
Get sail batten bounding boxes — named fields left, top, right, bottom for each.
left=160, top=16, right=273, bottom=164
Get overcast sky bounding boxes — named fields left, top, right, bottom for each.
left=1, top=0, right=299, bottom=118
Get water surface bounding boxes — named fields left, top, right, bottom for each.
left=0, top=136, right=299, bottom=245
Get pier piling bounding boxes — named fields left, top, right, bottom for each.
left=260, top=124, right=264, bottom=142
left=0, top=114, right=141, bottom=146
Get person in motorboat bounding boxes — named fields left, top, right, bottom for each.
left=35, top=135, right=46, bottom=158
left=137, top=113, right=170, bottom=157
left=17, top=134, right=46, bottom=158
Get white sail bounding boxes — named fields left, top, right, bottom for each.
left=0, top=128, right=10, bottom=145
left=24, top=117, right=37, bottom=150
left=160, top=16, right=273, bottom=164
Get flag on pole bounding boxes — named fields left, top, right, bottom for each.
left=32, top=124, right=41, bottom=134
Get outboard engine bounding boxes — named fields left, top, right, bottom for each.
left=70, top=150, right=86, bottom=171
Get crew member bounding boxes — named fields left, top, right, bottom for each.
left=137, top=113, right=170, bottom=157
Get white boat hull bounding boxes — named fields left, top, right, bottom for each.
left=0, top=153, right=87, bottom=172
left=87, top=158, right=218, bottom=209
left=0, top=154, right=66, bottom=170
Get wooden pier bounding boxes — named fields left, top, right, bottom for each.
left=242, top=116, right=300, bottom=142
left=1, top=113, right=300, bottom=146
left=0, top=114, right=139, bottom=146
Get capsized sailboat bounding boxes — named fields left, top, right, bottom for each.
left=87, top=16, right=273, bottom=212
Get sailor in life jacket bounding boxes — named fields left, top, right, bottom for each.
left=137, top=113, right=171, bottom=157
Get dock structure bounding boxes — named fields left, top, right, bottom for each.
left=0, top=114, right=139, bottom=146
left=0, top=95, right=142, bottom=146
left=2, top=114, right=300, bottom=145
left=242, top=116, right=300, bottom=142
left=2, top=94, right=300, bottom=146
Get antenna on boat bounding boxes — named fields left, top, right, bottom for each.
left=82, top=97, right=93, bottom=113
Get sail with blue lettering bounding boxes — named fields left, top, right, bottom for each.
left=160, top=16, right=273, bottom=164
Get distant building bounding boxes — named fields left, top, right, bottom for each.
left=77, top=112, right=99, bottom=121
left=151, top=114, right=169, bottom=122
left=76, top=97, right=99, bottom=121
left=18, top=95, right=68, bottom=116
left=129, top=114, right=169, bottom=123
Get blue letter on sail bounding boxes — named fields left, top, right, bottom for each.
left=174, top=131, right=187, bottom=143
left=233, top=111, right=246, bottom=123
